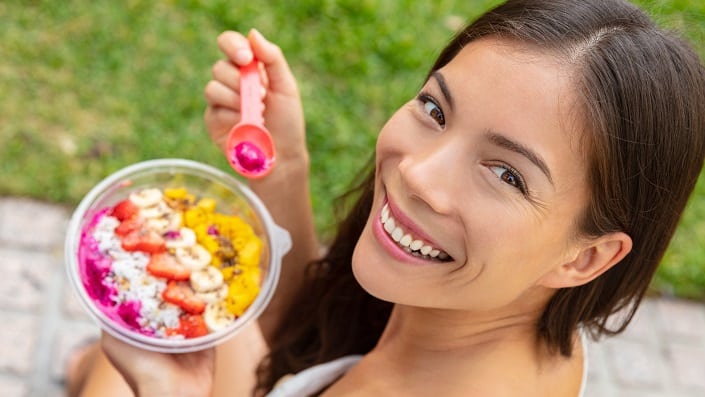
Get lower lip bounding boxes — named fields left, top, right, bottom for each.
left=372, top=207, right=439, bottom=266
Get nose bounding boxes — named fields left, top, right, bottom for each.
left=397, top=138, right=460, bottom=215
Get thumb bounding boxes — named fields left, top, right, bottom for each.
left=248, top=29, right=298, bottom=96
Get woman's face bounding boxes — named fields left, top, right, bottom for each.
left=352, top=38, right=591, bottom=313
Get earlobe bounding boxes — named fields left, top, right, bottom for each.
left=541, top=232, right=633, bottom=289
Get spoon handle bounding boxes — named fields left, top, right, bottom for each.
left=239, top=59, right=264, bottom=126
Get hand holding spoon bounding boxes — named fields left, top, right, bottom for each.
left=225, top=58, right=275, bottom=178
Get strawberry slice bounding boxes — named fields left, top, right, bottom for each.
left=122, top=229, right=166, bottom=254
left=115, top=217, right=144, bottom=237
left=162, top=280, right=205, bottom=314
left=147, top=253, right=190, bottom=280
left=175, top=314, right=209, bottom=338
left=110, top=199, right=139, bottom=221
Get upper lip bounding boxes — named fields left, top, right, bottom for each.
left=384, top=195, right=445, bottom=252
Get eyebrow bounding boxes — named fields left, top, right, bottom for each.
left=431, top=71, right=454, bottom=110
left=486, top=131, right=554, bottom=185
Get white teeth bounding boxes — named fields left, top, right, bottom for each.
left=384, top=217, right=395, bottom=233
left=380, top=203, right=450, bottom=261
left=420, top=245, right=432, bottom=256
left=381, top=206, right=390, bottom=223
left=391, top=227, right=403, bottom=242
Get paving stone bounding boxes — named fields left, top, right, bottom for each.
left=0, top=312, right=38, bottom=374
left=620, top=298, right=659, bottom=343
left=0, top=376, right=28, bottom=397
left=0, top=198, right=68, bottom=249
left=44, top=382, right=68, bottom=397
left=581, top=381, right=607, bottom=397
left=0, top=248, right=56, bottom=311
left=50, top=322, right=100, bottom=381
left=656, top=298, right=705, bottom=341
left=605, top=337, right=667, bottom=389
left=62, top=283, right=94, bottom=321
left=666, top=344, right=705, bottom=391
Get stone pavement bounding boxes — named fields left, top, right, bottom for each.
left=0, top=197, right=704, bottom=397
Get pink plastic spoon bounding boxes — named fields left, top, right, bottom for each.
left=225, top=58, right=275, bottom=178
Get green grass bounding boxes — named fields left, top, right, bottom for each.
left=1, top=0, right=705, bottom=299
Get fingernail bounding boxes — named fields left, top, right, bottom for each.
left=235, top=48, right=253, bottom=64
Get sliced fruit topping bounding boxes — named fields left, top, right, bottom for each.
left=110, top=199, right=139, bottom=221
left=162, top=281, right=206, bottom=314
left=121, top=228, right=167, bottom=254
left=203, top=302, right=235, bottom=332
left=165, top=227, right=197, bottom=249
left=167, top=314, right=209, bottom=338
left=190, top=266, right=224, bottom=293
left=129, top=188, right=163, bottom=208
left=114, top=217, right=145, bottom=237
left=147, top=253, right=191, bottom=281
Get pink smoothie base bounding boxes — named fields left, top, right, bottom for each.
left=77, top=208, right=148, bottom=335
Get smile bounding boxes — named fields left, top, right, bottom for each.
left=380, top=203, right=452, bottom=262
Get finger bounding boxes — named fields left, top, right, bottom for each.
left=205, top=106, right=239, bottom=129
left=247, top=29, right=298, bottom=96
left=204, top=80, right=240, bottom=109
left=217, top=31, right=253, bottom=66
left=211, top=59, right=240, bottom=92
left=204, top=106, right=239, bottom=149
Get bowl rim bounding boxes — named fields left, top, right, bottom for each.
left=64, top=158, right=288, bottom=352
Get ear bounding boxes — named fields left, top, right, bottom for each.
left=539, top=232, right=633, bottom=289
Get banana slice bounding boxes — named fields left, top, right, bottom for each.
left=165, top=227, right=197, bottom=249
left=147, top=212, right=183, bottom=234
left=190, top=266, right=224, bottom=292
left=146, top=217, right=170, bottom=234
left=203, top=302, right=235, bottom=332
left=175, top=245, right=211, bottom=271
left=166, top=212, right=182, bottom=230
left=129, top=188, right=163, bottom=208
left=139, top=201, right=171, bottom=219
left=195, top=284, right=228, bottom=304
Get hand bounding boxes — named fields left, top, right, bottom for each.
left=101, top=331, right=215, bottom=397
left=204, top=29, right=308, bottom=169
left=205, top=32, right=318, bottom=341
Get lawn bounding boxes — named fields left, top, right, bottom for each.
left=1, top=0, right=704, bottom=299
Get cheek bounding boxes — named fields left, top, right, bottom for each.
left=375, top=109, right=414, bottom=161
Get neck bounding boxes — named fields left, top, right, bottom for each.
left=324, top=303, right=584, bottom=396
left=376, top=304, right=543, bottom=357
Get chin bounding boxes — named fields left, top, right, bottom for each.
left=351, top=218, right=396, bottom=303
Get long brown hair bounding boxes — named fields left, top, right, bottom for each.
left=256, top=0, right=705, bottom=393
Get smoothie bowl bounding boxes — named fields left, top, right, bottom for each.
left=65, top=159, right=291, bottom=353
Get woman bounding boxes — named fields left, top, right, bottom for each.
left=68, top=0, right=705, bottom=396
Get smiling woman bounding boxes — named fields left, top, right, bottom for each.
left=68, top=0, right=705, bottom=396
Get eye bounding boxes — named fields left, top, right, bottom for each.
left=489, top=164, right=528, bottom=194
left=417, top=93, right=445, bottom=127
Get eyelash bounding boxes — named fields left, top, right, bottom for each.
left=488, top=163, right=528, bottom=195
left=416, top=92, right=530, bottom=197
left=417, top=93, right=445, bottom=127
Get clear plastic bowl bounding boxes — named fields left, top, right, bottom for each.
left=64, top=159, right=291, bottom=353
